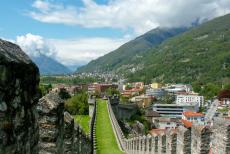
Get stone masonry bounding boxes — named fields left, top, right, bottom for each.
left=64, top=111, right=75, bottom=154
left=0, top=39, right=40, bottom=154
left=108, top=99, right=230, bottom=154
left=37, top=93, right=64, bottom=154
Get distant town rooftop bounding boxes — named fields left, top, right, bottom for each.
left=183, top=111, right=204, bottom=117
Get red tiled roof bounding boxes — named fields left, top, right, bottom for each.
left=149, top=129, right=166, bottom=135
left=183, top=111, right=204, bottom=117
left=181, top=119, right=193, bottom=128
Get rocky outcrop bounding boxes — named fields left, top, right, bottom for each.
left=0, top=39, right=40, bottom=154
left=37, top=93, right=64, bottom=154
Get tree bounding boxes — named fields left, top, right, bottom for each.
left=39, top=83, right=52, bottom=97
left=65, top=92, right=89, bottom=115
left=105, top=87, right=120, bottom=96
left=58, top=88, right=71, bottom=100
left=200, top=83, right=221, bottom=99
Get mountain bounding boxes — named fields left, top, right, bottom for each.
left=31, top=54, right=72, bottom=75
left=77, top=27, right=188, bottom=73
left=126, top=13, right=230, bottom=84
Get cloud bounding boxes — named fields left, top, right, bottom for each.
left=14, top=33, right=129, bottom=66
left=29, top=0, right=230, bottom=34
left=15, top=33, right=56, bottom=57
left=48, top=37, right=129, bottom=66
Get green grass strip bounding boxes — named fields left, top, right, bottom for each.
left=74, top=115, right=90, bottom=134
left=96, top=99, right=124, bottom=154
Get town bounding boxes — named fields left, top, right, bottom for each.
left=1, top=1, right=230, bottom=154
left=42, top=77, right=230, bottom=153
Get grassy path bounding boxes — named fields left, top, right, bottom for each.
left=96, top=99, right=124, bottom=154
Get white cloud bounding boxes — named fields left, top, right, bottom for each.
left=15, top=33, right=56, bottom=57
left=48, top=37, right=129, bottom=66
left=14, top=33, right=129, bottom=66
left=29, top=0, right=230, bottom=34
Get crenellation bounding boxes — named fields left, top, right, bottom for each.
left=212, top=118, right=230, bottom=154
left=166, top=129, right=177, bottom=154
left=191, top=125, right=212, bottom=154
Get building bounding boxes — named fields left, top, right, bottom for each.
left=88, top=83, right=118, bottom=94
left=176, top=94, right=204, bottom=107
left=165, top=84, right=192, bottom=93
left=95, top=84, right=118, bottom=93
left=182, top=111, right=205, bottom=125
left=149, top=129, right=167, bottom=136
left=145, top=110, right=161, bottom=128
left=146, top=88, right=167, bottom=98
left=122, top=88, right=142, bottom=98
left=218, top=89, right=230, bottom=106
left=130, top=95, right=155, bottom=108
left=181, top=119, right=193, bottom=128
left=152, top=103, right=199, bottom=118
left=88, top=84, right=97, bottom=94
left=151, top=83, right=162, bottom=89
left=153, top=117, right=181, bottom=129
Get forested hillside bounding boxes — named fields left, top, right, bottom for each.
left=127, top=13, right=230, bottom=86
left=77, top=27, right=188, bottom=73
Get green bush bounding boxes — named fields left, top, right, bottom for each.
left=65, top=92, right=89, bottom=115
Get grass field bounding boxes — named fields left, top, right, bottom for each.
left=96, top=99, right=124, bottom=154
left=74, top=115, right=90, bottom=134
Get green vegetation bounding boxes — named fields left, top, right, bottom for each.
left=39, top=83, right=52, bottom=96
left=127, top=14, right=230, bottom=87
left=74, top=115, right=90, bottom=134
left=65, top=92, right=89, bottom=115
left=77, top=14, right=230, bottom=99
left=127, top=109, right=150, bottom=133
left=78, top=27, right=187, bottom=73
left=40, top=76, right=104, bottom=85
left=105, top=87, right=120, bottom=96
left=58, top=88, right=71, bottom=100
left=217, top=107, right=229, bottom=113
left=96, top=99, right=124, bottom=154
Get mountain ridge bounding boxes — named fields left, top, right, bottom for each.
left=31, top=54, right=72, bottom=75
left=77, top=27, right=188, bottom=73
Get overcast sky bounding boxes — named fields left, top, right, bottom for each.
left=1, top=0, right=230, bottom=67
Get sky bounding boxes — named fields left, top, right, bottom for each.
left=1, top=0, right=230, bottom=68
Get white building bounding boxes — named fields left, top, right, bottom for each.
left=153, top=117, right=180, bottom=129
left=165, top=84, right=192, bottom=93
left=152, top=103, right=199, bottom=118
left=182, top=111, right=205, bottom=125
left=176, top=94, right=204, bottom=107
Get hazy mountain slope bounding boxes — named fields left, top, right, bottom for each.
left=127, top=13, right=230, bottom=84
left=77, top=27, right=188, bottom=73
left=31, top=54, right=71, bottom=75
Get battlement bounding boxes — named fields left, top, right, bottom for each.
left=107, top=101, right=230, bottom=154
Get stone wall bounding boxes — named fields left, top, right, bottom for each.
left=37, top=93, right=65, bottom=154
left=64, top=112, right=74, bottom=154
left=37, top=92, right=93, bottom=154
left=0, top=39, right=94, bottom=154
left=74, top=124, right=92, bottom=154
left=88, top=96, right=97, bottom=153
left=108, top=100, right=230, bottom=154
left=212, top=118, right=230, bottom=154
left=0, top=39, right=40, bottom=154
left=108, top=96, right=138, bottom=120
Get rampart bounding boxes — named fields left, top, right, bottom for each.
left=108, top=98, right=230, bottom=154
